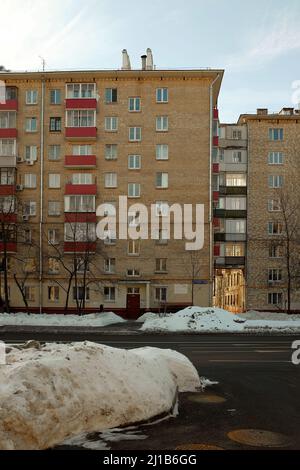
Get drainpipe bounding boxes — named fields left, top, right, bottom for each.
left=209, top=74, right=220, bottom=306
left=39, top=78, right=45, bottom=314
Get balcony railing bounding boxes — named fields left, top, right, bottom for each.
left=65, top=155, right=96, bottom=168
left=65, top=127, right=97, bottom=139
left=219, top=186, right=247, bottom=196
left=65, top=183, right=97, bottom=195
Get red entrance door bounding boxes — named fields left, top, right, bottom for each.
left=126, top=294, right=140, bottom=319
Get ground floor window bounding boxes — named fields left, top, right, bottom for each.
left=104, top=286, right=115, bottom=301
left=268, top=292, right=282, bottom=305
left=127, top=287, right=140, bottom=294
left=73, top=286, right=90, bottom=301
left=48, top=286, right=59, bottom=301
left=155, top=287, right=167, bottom=302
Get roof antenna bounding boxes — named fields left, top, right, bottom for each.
left=39, top=56, right=46, bottom=72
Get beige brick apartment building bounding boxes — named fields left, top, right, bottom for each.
left=0, top=52, right=223, bottom=316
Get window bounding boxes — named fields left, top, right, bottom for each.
left=232, top=130, right=242, bottom=140
left=103, top=201, right=116, bottom=217
left=66, top=110, right=96, bottom=127
left=49, top=174, right=61, bottom=189
left=156, top=172, right=168, bottom=188
left=4, top=87, right=17, bottom=100
left=269, top=244, right=283, bottom=258
left=24, top=258, right=36, bottom=273
left=128, top=240, right=140, bottom=255
left=103, top=230, right=116, bottom=245
left=66, top=83, right=96, bottom=99
left=50, top=89, right=61, bottom=105
left=225, top=197, right=246, bottom=210
left=24, top=174, right=37, bottom=189
left=64, top=195, right=95, bottom=212
left=73, top=286, right=90, bottom=301
left=156, top=258, right=167, bottom=272
left=129, top=127, right=141, bottom=141
left=233, top=151, right=242, bottom=163
left=268, top=175, right=283, bottom=188
left=127, top=269, right=140, bottom=277
left=268, top=269, right=282, bottom=283
left=105, top=88, right=117, bottom=103
left=48, top=258, right=60, bottom=274
left=128, top=97, right=141, bottom=112
left=25, top=117, right=37, bottom=132
left=156, top=88, right=168, bottom=103
left=128, top=183, right=140, bottom=198
left=26, top=90, right=38, bottom=105
left=156, top=144, right=168, bottom=160
left=157, top=228, right=168, bottom=245
left=25, top=145, right=37, bottom=162
left=225, top=220, right=246, bottom=233
left=0, top=168, right=14, bottom=185
left=23, top=228, right=32, bottom=244
left=104, top=286, right=115, bottom=301
left=48, top=201, right=61, bottom=216
left=71, top=173, right=92, bottom=185
left=104, top=258, right=116, bottom=273
left=156, top=201, right=169, bottom=217
left=268, top=222, right=283, bottom=235
left=0, top=257, right=12, bottom=271
left=74, top=258, right=90, bottom=273
left=48, top=229, right=59, bottom=245
left=155, top=286, right=167, bottom=302
left=0, top=227, right=16, bottom=242
left=49, top=145, right=61, bottom=161
left=128, top=154, right=141, bottom=169
left=269, top=128, right=283, bottom=141
left=226, top=173, right=246, bottom=186
left=225, top=243, right=244, bottom=257
left=156, top=116, right=168, bottom=131
left=105, top=117, right=118, bottom=131
left=268, top=292, right=282, bottom=305
left=24, top=201, right=36, bottom=216
left=24, top=286, right=35, bottom=301
left=105, top=144, right=118, bottom=160
left=105, top=173, right=117, bottom=188
left=268, top=199, right=281, bottom=212
left=72, top=145, right=92, bottom=155
left=48, top=286, right=59, bottom=301
left=268, top=152, right=283, bottom=165
left=50, top=117, right=61, bottom=132
left=64, top=223, right=96, bottom=241
left=0, top=111, right=16, bottom=128
left=0, top=139, right=16, bottom=157
left=128, top=288, right=140, bottom=294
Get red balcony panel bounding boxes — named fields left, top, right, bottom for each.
left=0, top=213, right=17, bottom=223
left=0, top=242, right=17, bottom=253
left=212, top=163, right=219, bottom=173
left=0, top=128, right=17, bottom=138
left=65, top=155, right=96, bottom=167
left=64, top=241, right=96, bottom=253
left=214, top=245, right=220, bottom=256
left=65, top=213, right=97, bottom=223
left=213, top=217, right=220, bottom=228
left=213, top=136, right=219, bottom=147
left=0, top=99, right=18, bottom=111
left=213, top=108, right=219, bottom=120
left=65, top=99, right=97, bottom=109
left=65, top=127, right=97, bottom=139
left=213, top=191, right=219, bottom=202
left=0, top=185, right=15, bottom=195
left=65, top=183, right=97, bottom=195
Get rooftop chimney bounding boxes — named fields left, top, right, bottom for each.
left=141, top=54, right=147, bottom=70
left=146, top=48, right=153, bottom=70
left=257, top=108, right=268, bottom=115
left=121, top=49, right=131, bottom=70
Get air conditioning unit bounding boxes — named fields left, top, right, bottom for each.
left=26, top=161, right=34, bottom=166
left=16, top=184, right=24, bottom=191
left=22, top=215, right=29, bottom=221
left=17, top=157, right=24, bottom=163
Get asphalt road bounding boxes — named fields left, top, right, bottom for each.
left=1, top=331, right=300, bottom=450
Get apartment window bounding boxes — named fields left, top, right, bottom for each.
left=74, top=258, right=90, bottom=273
left=219, top=149, right=224, bottom=162
left=5, top=87, right=17, bottom=100
left=104, top=258, right=116, bottom=273
left=156, top=258, right=167, bottom=272
left=48, top=258, right=60, bottom=274
left=23, top=228, right=32, bottom=244
left=268, top=175, right=283, bottom=188
left=268, top=292, right=282, bottom=305
left=128, top=154, right=141, bottom=169
left=66, top=83, right=96, bottom=99
left=24, top=201, right=36, bottom=216
left=25, top=145, right=37, bottom=162
left=156, top=201, right=169, bottom=217
left=104, top=230, right=117, bottom=245
left=129, top=127, right=141, bottom=141
left=105, top=144, right=118, bottom=160
left=155, top=286, right=167, bottom=302
left=226, top=173, right=246, bottom=187
left=156, top=144, right=168, bottom=160
left=48, top=286, right=59, bottom=301
left=268, top=268, right=282, bottom=283
left=128, top=288, right=140, bottom=294
left=225, top=243, right=244, bottom=257
left=64, top=195, right=95, bottom=212
left=105, top=117, right=118, bottom=131
left=268, top=199, right=281, bottom=212
left=268, top=152, right=283, bottom=165
left=25, top=118, right=37, bottom=132
left=156, top=88, right=168, bottom=103
left=156, top=116, right=168, bottom=131
left=103, top=201, right=116, bottom=217
left=226, top=219, right=246, bottom=234
left=24, top=174, right=37, bottom=189
left=49, top=145, right=61, bottom=161
left=128, top=211, right=140, bottom=227
left=128, top=97, right=141, bottom=112
left=48, top=229, right=59, bottom=245
left=269, top=244, right=283, bottom=258
left=24, top=286, right=35, bottom=302
left=269, top=128, right=283, bottom=141
left=66, top=110, right=96, bottom=127
left=71, top=173, right=92, bottom=185
left=232, top=130, right=242, bottom=140
left=0, top=139, right=16, bottom=157
left=64, top=223, right=96, bottom=241
left=48, top=201, right=61, bottom=216
left=105, top=173, right=117, bottom=188
left=128, top=239, right=140, bottom=255
left=0, top=168, right=14, bottom=185
left=73, top=286, right=90, bottom=301
left=156, top=172, right=168, bottom=188
left=226, top=197, right=246, bottom=210
left=50, top=117, right=61, bottom=132
left=105, top=88, right=117, bottom=103
left=0, top=226, right=16, bottom=242
left=268, top=222, right=283, bottom=235
left=49, top=174, right=61, bottom=189
left=157, top=228, right=168, bottom=245
left=72, top=145, right=92, bottom=155
left=233, top=151, right=242, bottom=163
left=104, top=286, right=115, bottom=301
left=128, top=183, right=140, bottom=198
left=50, top=89, right=61, bottom=105
left=127, top=269, right=140, bottom=277
left=0, top=111, right=16, bottom=128
left=26, top=90, right=38, bottom=105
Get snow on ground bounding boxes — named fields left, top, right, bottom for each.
left=135, top=312, right=158, bottom=323
left=0, top=341, right=201, bottom=450
left=141, top=306, right=300, bottom=334
left=242, top=310, right=300, bottom=321
left=0, top=311, right=125, bottom=327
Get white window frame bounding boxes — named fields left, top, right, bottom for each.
left=128, top=183, right=141, bottom=198
left=128, top=97, right=141, bottom=112
left=71, top=173, right=93, bottom=185
left=72, top=145, right=92, bottom=156
left=156, top=88, right=168, bottom=103
left=156, top=144, right=168, bottom=160
left=105, top=117, right=118, bottom=131
left=105, top=173, right=117, bottom=188
left=66, top=83, right=96, bottom=99
left=268, top=175, right=283, bottom=188
left=268, top=152, right=283, bottom=165
left=64, top=195, right=96, bottom=213
left=25, top=117, right=37, bottom=132
left=129, top=127, right=142, bottom=141
left=0, top=111, right=16, bottom=128
left=128, top=154, right=141, bottom=169
left=48, top=201, right=61, bottom=216
left=156, top=116, right=168, bottom=132
left=24, top=173, right=37, bottom=189
left=0, top=139, right=16, bottom=157
left=48, top=229, right=59, bottom=245
left=105, top=144, right=118, bottom=160
left=50, top=89, right=61, bottom=105
left=26, top=90, right=38, bottom=105
left=156, top=172, right=169, bottom=188
left=49, top=145, right=61, bottom=161
left=49, top=174, right=61, bottom=189
left=66, top=110, right=96, bottom=127
left=155, top=286, right=167, bottom=302
left=104, top=258, right=116, bottom=274
left=25, top=145, right=38, bottom=162
left=104, top=286, right=116, bottom=302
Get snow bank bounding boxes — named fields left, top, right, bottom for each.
left=0, top=341, right=200, bottom=450
left=141, top=306, right=300, bottom=333
left=135, top=312, right=159, bottom=323
left=0, top=311, right=125, bottom=327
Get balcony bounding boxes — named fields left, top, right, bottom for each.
left=214, top=233, right=226, bottom=242
left=65, top=155, right=96, bottom=168
left=0, top=213, right=17, bottom=223
left=65, top=213, right=97, bottom=223
left=214, top=209, right=247, bottom=219
left=0, top=242, right=17, bottom=253
left=66, top=98, right=97, bottom=109
left=65, top=183, right=97, bottom=195
left=0, top=185, right=15, bottom=196
left=0, top=128, right=17, bottom=138
left=64, top=241, right=96, bottom=253
left=219, top=186, right=247, bottom=196
left=65, top=127, right=97, bottom=139
left=0, top=156, right=17, bottom=167
left=0, top=87, right=18, bottom=111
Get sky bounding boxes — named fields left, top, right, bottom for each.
left=0, top=0, right=300, bottom=122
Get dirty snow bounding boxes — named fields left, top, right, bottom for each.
left=0, top=341, right=200, bottom=450
left=0, top=311, right=125, bottom=327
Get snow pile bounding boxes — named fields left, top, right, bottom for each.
left=243, top=310, right=300, bottom=321
left=0, top=311, right=125, bottom=327
left=135, top=312, right=159, bottom=323
left=0, top=341, right=200, bottom=450
left=141, top=306, right=300, bottom=333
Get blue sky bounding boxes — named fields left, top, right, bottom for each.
left=1, top=0, right=300, bottom=121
